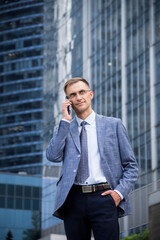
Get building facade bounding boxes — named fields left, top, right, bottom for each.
left=0, top=0, right=44, bottom=175
left=0, top=172, right=41, bottom=240
left=42, top=0, right=160, bottom=238
left=0, top=0, right=160, bottom=238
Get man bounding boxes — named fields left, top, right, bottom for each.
left=46, top=77, right=138, bottom=240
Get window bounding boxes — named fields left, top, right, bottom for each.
left=16, top=186, right=23, bottom=197
left=7, top=197, right=14, bottom=208
left=0, top=184, right=5, bottom=195
left=7, top=185, right=14, bottom=196
left=0, top=196, right=5, bottom=208
left=32, top=199, right=39, bottom=210
left=33, top=187, right=40, bottom=198
left=16, top=198, right=23, bottom=209
left=0, top=183, right=41, bottom=210
left=24, top=186, right=31, bottom=198
left=24, top=199, right=31, bottom=210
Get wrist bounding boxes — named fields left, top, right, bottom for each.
left=62, top=118, right=71, bottom=123
left=62, top=113, right=72, bottom=121
left=114, top=190, right=123, bottom=200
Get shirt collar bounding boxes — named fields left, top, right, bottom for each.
left=76, top=111, right=95, bottom=127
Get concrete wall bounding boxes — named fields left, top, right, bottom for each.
left=149, top=190, right=160, bottom=240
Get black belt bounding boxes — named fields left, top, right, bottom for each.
left=73, top=183, right=110, bottom=193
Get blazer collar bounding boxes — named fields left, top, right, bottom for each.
left=70, top=118, right=80, bottom=152
left=70, top=113, right=106, bottom=155
left=95, top=114, right=106, bottom=158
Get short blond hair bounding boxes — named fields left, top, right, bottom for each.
left=64, top=77, right=90, bottom=94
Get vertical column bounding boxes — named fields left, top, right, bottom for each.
left=43, top=0, right=56, bottom=148
left=121, top=0, right=127, bottom=127
left=149, top=0, right=158, bottom=191
left=82, top=0, right=91, bottom=85
left=121, top=0, right=128, bottom=237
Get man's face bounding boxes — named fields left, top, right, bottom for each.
left=66, top=81, right=93, bottom=115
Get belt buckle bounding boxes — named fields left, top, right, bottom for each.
left=103, top=183, right=110, bottom=189
left=82, top=185, right=92, bottom=193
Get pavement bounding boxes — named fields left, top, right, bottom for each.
left=39, top=234, right=94, bottom=240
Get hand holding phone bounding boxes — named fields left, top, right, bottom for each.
left=66, top=96, right=71, bottom=115
left=62, top=97, right=72, bottom=121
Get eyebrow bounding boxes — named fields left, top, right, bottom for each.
left=69, top=89, right=87, bottom=95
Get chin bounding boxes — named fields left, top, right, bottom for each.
left=74, top=107, right=85, bottom=114
left=76, top=109, right=84, bottom=113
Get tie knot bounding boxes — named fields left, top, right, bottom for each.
left=81, top=121, right=87, bottom=127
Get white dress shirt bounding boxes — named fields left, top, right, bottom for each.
left=62, top=111, right=123, bottom=200
left=75, top=111, right=107, bottom=185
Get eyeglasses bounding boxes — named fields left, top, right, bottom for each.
left=67, top=89, right=91, bottom=99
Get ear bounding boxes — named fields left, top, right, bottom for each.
left=90, top=91, right=94, bottom=100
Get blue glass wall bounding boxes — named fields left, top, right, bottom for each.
left=0, top=0, right=44, bottom=175
left=125, top=0, right=151, bottom=187
left=90, top=0, right=122, bottom=118
left=0, top=172, right=41, bottom=240
left=154, top=1, right=160, bottom=176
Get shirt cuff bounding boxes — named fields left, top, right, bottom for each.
left=114, top=190, right=124, bottom=200
left=62, top=119, right=71, bottom=123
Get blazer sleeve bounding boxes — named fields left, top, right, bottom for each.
left=46, top=120, right=70, bottom=162
left=114, top=119, right=139, bottom=199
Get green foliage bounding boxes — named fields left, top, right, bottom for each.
left=23, top=229, right=41, bottom=240
left=23, top=211, right=41, bottom=240
left=6, top=230, right=13, bottom=240
left=122, top=229, right=149, bottom=240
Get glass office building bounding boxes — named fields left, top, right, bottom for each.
left=1, top=0, right=160, bottom=238
left=41, top=0, right=84, bottom=236
left=0, top=0, right=44, bottom=175
left=42, top=0, right=160, bottom=238
left=0, top=172, right=41, bottom=240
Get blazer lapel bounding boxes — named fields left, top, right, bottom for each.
left=70, top=114, right=106, bottom=155
left=70, top=118, right=81, bottom=153
left=95, top=114, right=106, bottom=158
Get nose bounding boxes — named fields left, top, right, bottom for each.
left=75, top=93, right=82, bottom=100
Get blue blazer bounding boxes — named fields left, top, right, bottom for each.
left=46, top=114, right=138, bottom=219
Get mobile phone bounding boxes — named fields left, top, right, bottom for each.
left=66, top=96, right=71, bottom=114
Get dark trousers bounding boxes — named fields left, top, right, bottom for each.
left=62, top=186, right=119, bottom=240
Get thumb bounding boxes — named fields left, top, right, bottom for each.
left=101, top=190, right=112, bottom=196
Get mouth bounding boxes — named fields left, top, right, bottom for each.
left=76, top=102, right=84, bottom=106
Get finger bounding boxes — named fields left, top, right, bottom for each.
left=66, top=102, right=72, bottom=106
left=101, top=190, right=112, bottom=196
left=62, top=101, right=72, bottom=109
left=65, top=100, right=72, bottom=106
left=63, top=99, right=71, bottom=103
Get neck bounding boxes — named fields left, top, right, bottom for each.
left=76, top=108, right=93, bottom=120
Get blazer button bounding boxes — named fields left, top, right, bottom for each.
left=78, top=154, right=80, bottom=158
left=73, top=169, right=77, bottom=173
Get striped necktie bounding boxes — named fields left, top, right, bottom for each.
left=75, top=121, right=89, bottom=183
